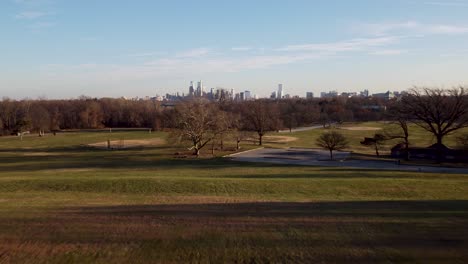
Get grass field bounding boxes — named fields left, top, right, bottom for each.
left=1, top=124, right=467, bottom=263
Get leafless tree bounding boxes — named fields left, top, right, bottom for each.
left=30, top=103, right=50, bottom=136
left=316, top=131, right=349, bottom=160
left=456, top=134, right=468, bottom=150
left=360, top=133, right=386, bottom=156
left=173, top=99, right=231, bottom=156
left=241, top=100, right=281, bottom=146
left=401, top=87, right=468, bottom=160
left=381, top=100, right=411, bottom=159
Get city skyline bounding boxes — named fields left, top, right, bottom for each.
left=1, top=0, right=468, bottom=99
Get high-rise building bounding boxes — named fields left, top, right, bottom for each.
left=244, top=90, right=251, bottom=100
left=278, top=84, right=284, bottom=99
left=196, top=81, right=204, bottom=97
left=360, top=89, right=369, bottom=97
left=270, top=91, right=277, bottom=99
left=188, top=81, right=194, bottom=96
left=306, top=92, right=314, bottom=99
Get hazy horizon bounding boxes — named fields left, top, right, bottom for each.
left=1, top=0, right=468, bottom=99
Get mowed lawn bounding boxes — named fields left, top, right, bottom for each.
left=0, top=128, right=468, bottom=263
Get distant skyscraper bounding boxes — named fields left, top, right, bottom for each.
left=360, top=89, right=369, bottom=97
left=277, top=84, right=283, bottom=99
left=306, top=92, right=314, bottom=99
left=244, top=90, right=251, bottom=100
left=196, top=81, right=204, bottom=97
left=270, top=91, right=277, bottom=99
left=189, top=81, right=194, bottom=96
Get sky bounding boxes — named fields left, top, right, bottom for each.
left=1, top=0, right=468, bottom=99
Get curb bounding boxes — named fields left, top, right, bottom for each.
left=223, top=147, right=264, bottom=157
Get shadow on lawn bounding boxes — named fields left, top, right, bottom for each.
left=65, top=200, right=468, bottom=219
left=1, top=200, right=467, bottom=262
left=0, top=146, right=288, bottom=172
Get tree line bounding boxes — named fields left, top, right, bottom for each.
left=1, top=87, right=467, bottom=159
left=0, top=95, right=389, bottom=136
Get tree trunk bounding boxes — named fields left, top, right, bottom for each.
left=236, top=138, right=240, bottom=150
left=330, top=150, right=333, bottom=160
left=194, top=148, right=200, bottom=156
left=436, top=135, right=444, bottom=162
left=404, top=138, right=409, bottom=161
left=375, top=145, right=379, bottom=157
left=259, top=133, right=263, bottom=146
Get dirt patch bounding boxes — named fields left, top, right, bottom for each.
left=340, top=126, right=382, bottom=131
left=88, top=138, right=165, bottom=149
left=263, top=136, right=298, bottom=143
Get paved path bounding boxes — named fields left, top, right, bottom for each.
left=278, top=125, right=323, bottom=133
left=229, top=148, right=468, bottom=174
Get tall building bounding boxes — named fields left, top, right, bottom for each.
left=277, top=84, right=284, bottom=99
left=196, top=81, right=204, bottom=97
left=244, top=90, right=251, bottom=100
left=270, top=91, right=277, bottom=99
left=188, top=81, right=194, bottom=96
left=306, top=92, right=314, bottom=99
left=360, top=89, right=369, bottom=97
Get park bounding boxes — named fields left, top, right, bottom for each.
left=0, top=115, right=467, bottom=262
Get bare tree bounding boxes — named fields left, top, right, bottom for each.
left=456, top=134, right=468, bottom=150
left=401, top=87, right=468, bottom=160
left=173, top=99, right=231, bottom=156
left=316, top=131, right=349, bottom=160
left=360, top=133, right=386, bottom=156
left=242, top=100, right=281, bottom=146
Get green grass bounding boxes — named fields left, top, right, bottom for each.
left=273, top=122, right=468, bottom=155
left=0, top=126, right=467, bottom=263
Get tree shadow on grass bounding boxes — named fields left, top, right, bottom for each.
left=1, top=200, right=467, bottom=263
left=64, top=200, right=468, bottom=219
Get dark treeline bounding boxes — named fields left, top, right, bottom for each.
left=0, top=96, right=389, bottom=136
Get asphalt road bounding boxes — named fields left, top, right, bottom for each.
left=278, top=125, right=323, bottom=133
left=229, top=148, right=468, bottom=174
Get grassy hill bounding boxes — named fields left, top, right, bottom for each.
left=0, top=124, right=467, bottom=263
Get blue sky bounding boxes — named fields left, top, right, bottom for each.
left=1, top=0, right=468, bottom=99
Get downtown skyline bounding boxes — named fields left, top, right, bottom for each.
left=1, top=0, right=468, bottom=99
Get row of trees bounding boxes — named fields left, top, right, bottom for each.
left=2, top=87, right=467, bottom=158
left=0, top=96, right=389, bottom=136
left=0, top=97, right=164, bottom=135
left=358, top=87, right=468, bottom=160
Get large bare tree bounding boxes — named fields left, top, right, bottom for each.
left=241, top=100, right=281, bottom=146
left=173, top=99, right=232, bottom=156
left=402, top=87, right=468, bottom=146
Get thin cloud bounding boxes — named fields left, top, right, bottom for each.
left=175, top=48, right=211, bottom=58
left=425, top=1, right=468, bottom=7
left=231, top=47, right=253, bottom=51
left=15, top=11, right=48, bottom=19
left=360, top=21, right=468, bottom=36
left=430, top=25, right=468, bottom=34
left=28, top=21, right=55, bottom=29
left=359, top=21, right=419, bottom=36
left=277, top=37, right=397, bottom=52
left=370, top=49, right=407, bottom=56
left=127, top=52, right=165, bottom=58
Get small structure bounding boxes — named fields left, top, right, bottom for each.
left=391, top=143, right=468, bottom=162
